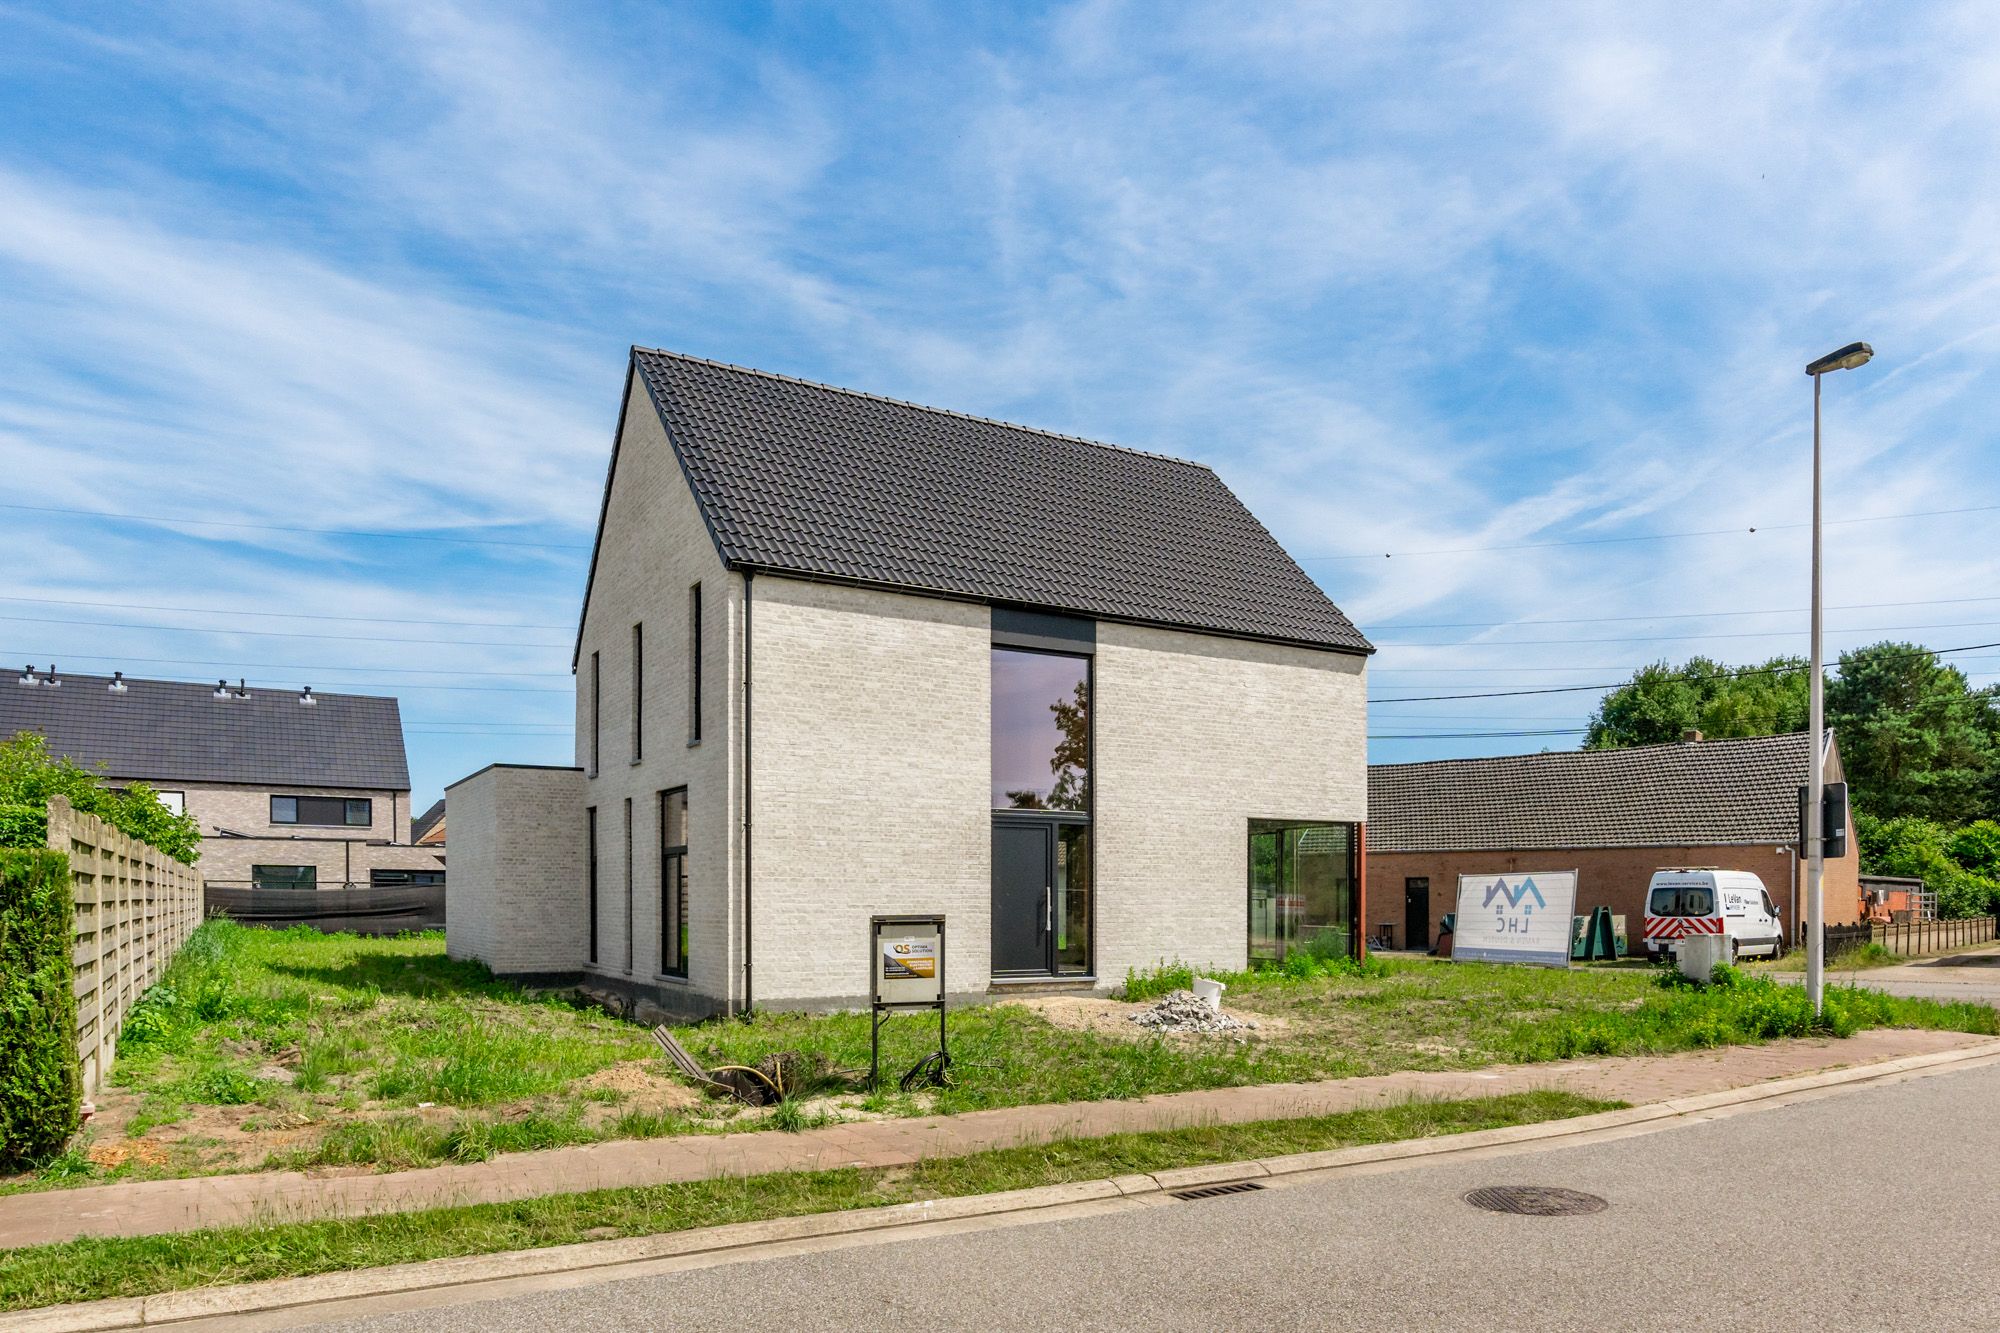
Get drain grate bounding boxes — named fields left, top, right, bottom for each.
left=1170, top=1180, right=1268, bottom=1201
left=1463, top=1185, right=1607, bottom=1217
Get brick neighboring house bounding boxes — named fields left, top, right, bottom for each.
left=449, top=349, right=1373, bottom=1018
left=1366, top=731, right=1859, bottom=953
left=2, top=672, right=443, bottom=891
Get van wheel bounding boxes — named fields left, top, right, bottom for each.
left=1771, top=935, right=1787, bottom=960
left=1726, top=939, right=1739, bottom=965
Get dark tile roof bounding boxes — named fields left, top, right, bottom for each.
left=412, top=799, right=446, bottom=844
left=0, top=673, right=410, bottom=790
left=617, top=349, right=1371, bottom=654
left=1368, top=733, right=1831, bottom=853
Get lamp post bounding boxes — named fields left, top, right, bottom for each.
left=1803, top=340, right=1873, bottom=1014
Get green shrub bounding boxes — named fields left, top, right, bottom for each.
left=0, top=849, right=81, bottom=1167
left=0, top=732, right=199, bottom=862
left=1856, top=812, right=2000, bottom=918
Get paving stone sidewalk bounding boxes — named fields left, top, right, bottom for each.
left=0, top=1027, right=1984, bottom=1249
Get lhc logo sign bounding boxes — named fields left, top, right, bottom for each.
left=1482, top=876, right=1547, bottom=935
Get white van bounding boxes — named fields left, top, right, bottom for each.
left=1643, top=869, right=1785, bottom=962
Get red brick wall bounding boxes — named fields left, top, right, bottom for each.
left=1366, top=841, right=1861, bottom=951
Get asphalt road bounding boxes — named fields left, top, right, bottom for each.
left=299, top=1061, right=2000, bottom=1333
left=1796, top=948, right=2000, bottom=1005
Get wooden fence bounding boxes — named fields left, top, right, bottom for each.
left=46, top=796, right=204, bottom=1098
left=1823, top=915, right=1997, bottom=960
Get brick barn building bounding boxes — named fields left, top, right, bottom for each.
left=1366, top=732, right=1859, bottom=953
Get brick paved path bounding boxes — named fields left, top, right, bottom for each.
left=0, top=1028, right=1982, bottom=1248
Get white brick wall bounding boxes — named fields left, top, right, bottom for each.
left=749, top=577, right=991, bottom=1005
left=1092, top=622, right=1368, bottom=981
left=570, top=374, right=739, bottom=1012
left=445, top=764, right=585, bottom=974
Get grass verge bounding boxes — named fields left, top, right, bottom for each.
left=0, top=1090, right=1613, bottom=1312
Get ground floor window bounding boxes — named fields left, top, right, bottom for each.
left=369, top=869, right=444, bottom=886
left=660, top=788, right=688, bottom=977
left=252, top=864, right=316, bottom=890
left=1248, top=821, right=1356, bottom=964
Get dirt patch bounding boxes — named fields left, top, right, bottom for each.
left=1000, top=994, right=1289, bottom=1042
left=577, top=1060, right=702, bottom=1106
left=85, top=1138, right=171, bottom=1169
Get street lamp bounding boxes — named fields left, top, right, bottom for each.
left=1804, top=340, right=1872, bottom=1015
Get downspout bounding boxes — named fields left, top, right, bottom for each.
left=740, top=568, right=755, bottom=1016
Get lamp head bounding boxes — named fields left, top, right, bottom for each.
left=1806, top=342, right=1873, bottom=376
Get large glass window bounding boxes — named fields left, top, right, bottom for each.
left=688, top=583, right=703, bottom=745
left=252, top=865, right=316, bottom=890
left=586, top=806, right=599, bottom=966
left=271, top=795, right=370, bottom=827
left=660, top=788, right=688, bottom=977
left=1055, top=822, right=1091, bottom=974
left=1248, top=821, right=1356, bottom=964
left=990, top=648, right=1089, bottom=811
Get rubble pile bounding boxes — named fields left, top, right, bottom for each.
left=1129, top=989, right=1255, bottom=1035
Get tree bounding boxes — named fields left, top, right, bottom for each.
left=1585, top=655, right=1807, bottom=750
left=0, top=732, right=200, bottom=862
left=1826, top=642, right=2000, bottom=824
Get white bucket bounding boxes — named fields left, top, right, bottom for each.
left=1192, top=976, right=1226, bottom=1012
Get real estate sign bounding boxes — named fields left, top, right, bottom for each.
left=1452, top=871, right=1579, bottom=967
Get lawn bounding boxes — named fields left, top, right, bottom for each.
left=0, top=1089, right=1614, bottom=1311
left=6, top=921, right=1992, bottom=1193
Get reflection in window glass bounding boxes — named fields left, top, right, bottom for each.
left=1055, top=823, right=1091, bottom=974
left=660, top=789, right=688, bottom=977
left=990, top=649, right=1089, bottom=811
left=1248, top=821, right=1355, bottom=964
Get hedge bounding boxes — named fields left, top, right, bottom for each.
left=0, top=849, right=80, bottom=1168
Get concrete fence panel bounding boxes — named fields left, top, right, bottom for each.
left=46, top=796, right=204, bottom=1098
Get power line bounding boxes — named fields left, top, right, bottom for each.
left=0, top=614, right=570, bottom=650
left=1365, top=639, right=2000, bottom=704
left=1368, top=728, right=1588, bottom=740
left=1376, top=618, right=2000, bottom=651
left=0, top=649, right=569, bottom=679
left=0, top=656, right=566, bottom=694
left=0, top=503, right=592, bottom=550
left=1367, top=594, right=2000, bottom=632
left=0, top=594, right=571, bottom=631
left=1299, top=502, right=2000, bottom=562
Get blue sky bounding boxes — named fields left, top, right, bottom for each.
left=3, top=1, right=1997, bottom=806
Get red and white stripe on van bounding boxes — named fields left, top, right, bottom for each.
left=1644, top=915, right=1724, bottom=940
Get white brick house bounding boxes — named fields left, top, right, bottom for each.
left=449, top=350, right=1372, bottom=1016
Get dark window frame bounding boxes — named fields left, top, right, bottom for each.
left=586, top=806, right=599, bottom=966
left=631, top=622, right=644, bottom=764
left=589, top=651, right=602, bottom=776
left=687, top=583, right=703, bottom=746
left=271, top=794, right=371, bottom=827
left=1246, top=820, right=1359, bottom=966
left=989, top=644, right=1093, bottom=814
left=251, top=864, right=317, bottom=890
left=622, top=797, right=635, bottom=974
left=659, top=786, right=689, bottom=978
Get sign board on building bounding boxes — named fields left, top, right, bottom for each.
left=1452, top=872, right=1580, bottom=967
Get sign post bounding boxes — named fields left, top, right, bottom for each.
left=1450, top=872, right=1581, bottom=967
left=870, top=914, right=946, bottom=1089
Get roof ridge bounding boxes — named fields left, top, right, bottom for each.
left=18, top=670, right=398, bottom=704
left=631, top=346, right=1216, bottom=471
left=1369, top=731, right=1807, bottom=773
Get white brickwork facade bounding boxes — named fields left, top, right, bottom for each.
left=445, top=765, right=585, bottom=974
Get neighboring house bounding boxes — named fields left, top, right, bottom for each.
left=412, top=799, right=446, bottom=853
left=449, top=349, right=1372, bottom=1017
left=1366, top=731, right=1859, bottom=952
left=2, top=671, right=443, bottom=891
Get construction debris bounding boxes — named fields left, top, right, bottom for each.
left=1129, top=989, right=1254, bottom=1035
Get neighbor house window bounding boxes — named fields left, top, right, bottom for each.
left=589, top=651, right=602, bottom=776
left=157, top=791, right=184, bottom=816
left=631, top=622, right=645, bottom=763
left=271, top=795, right=371, bottom=827
left=369, top=869, right=445, bottom=887
left=252, top=865, right=316, bottom=890
left=687, top=583, right=703, bottom=745
left=990, top=648, right=1089, bottom=811
left=586, top=807, right=599, bottom=966
left=1248, top=821, right=1357, bottom=965
left=660, top=788, right=688, bottom=977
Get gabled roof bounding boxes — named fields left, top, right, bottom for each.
left=579, top=349, right=1370, bottom=656
left=412, top=799, right=446, bottom=844
left=0, top=673, right=410, bottom=790
left=1367, top=732, right=1832, bottom=853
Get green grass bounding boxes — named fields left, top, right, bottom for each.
left=8, top=925, right=1991, bottom=1192
left=1767, top=941, right=1904, bottom=973
left=0, top=1089, right=1614, bottom=1312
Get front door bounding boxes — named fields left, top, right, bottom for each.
left=992, top=821, right=1052, bottom=975
left=1405, top=878, right=1430, bottom=952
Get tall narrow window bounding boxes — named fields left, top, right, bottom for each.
left=585, top=807, right=599, bottom=965
left=589, top=651, right=602, bottom=776
left=687, top=583, right=703, bottom=745
left=631, top=622, right=644, bottom=764
left=660, top=788, right=688, bottom=977
left=622, top=797, right=635, bottom=973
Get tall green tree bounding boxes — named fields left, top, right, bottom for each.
left=1584, top=655, right=1807, bottom=749
left=1825, top=642, right=2000, bottom=823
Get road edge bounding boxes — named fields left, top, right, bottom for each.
left=13, top=1037, right=2000, bottom=1332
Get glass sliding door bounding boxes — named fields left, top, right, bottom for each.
left=1248, top=820, right=1357, bottom=964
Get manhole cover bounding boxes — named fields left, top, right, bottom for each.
left=1463, top=1185, right=1607, bottom=1216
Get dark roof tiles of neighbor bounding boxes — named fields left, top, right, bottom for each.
left=624, top=349, right=1372, bottom=654
left=0, top=673, right=411, bottom=790
left=1367, top=732, right=1824, bottom=853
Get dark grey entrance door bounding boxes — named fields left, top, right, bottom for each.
left=992, top=821, right=1052, bottom=975
left=1405, top=878, right=1430, bottom=953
